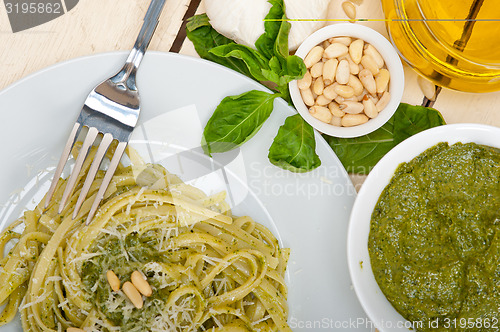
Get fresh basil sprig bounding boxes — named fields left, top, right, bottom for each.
left=187, top=0, right=320, bottom=172
left=209, top=44, right=270, bottom=82
left=268, top=114, right=321, bottom=173
left=324, top=103, right=446, bottom=174
left=202, top=91, right=279, bottom=155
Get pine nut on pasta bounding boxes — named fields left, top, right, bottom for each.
left=123, top=281, right=144, bottom=309
left=131, top=271, right=153, bottom=297
left=106, top=270, right=121, bottom=292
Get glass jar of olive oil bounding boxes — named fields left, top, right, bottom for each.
left=382, top=0, right=500, bottom=92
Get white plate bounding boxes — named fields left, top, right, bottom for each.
left=0, top=52, right=369, bottom=331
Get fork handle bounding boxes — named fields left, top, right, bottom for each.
left=115, top=0, right=167, bottom=88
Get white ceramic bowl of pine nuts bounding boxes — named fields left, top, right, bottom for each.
left=290, top=23, right=404, bottom=138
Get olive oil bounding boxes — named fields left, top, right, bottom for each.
left=382, top=0, right=500, bottom=92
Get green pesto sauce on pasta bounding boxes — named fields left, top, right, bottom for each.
left=81, top=232, right=169, bottom=330
left=369, top=142, right=500, bottom=331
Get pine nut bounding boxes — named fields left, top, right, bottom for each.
left=342, top=114, right=369, bottom=127
left=346, top=55, right=359, bottom=75
left=323, top=84, right=338, bottom=100
left=330, top=116, right=342, bottom=127
left=329, top=102, right=345, bottom=117
left=335, top=95, right=345, bottom=104
left=334, top=85, right=355, bottom=98
left=359, top=69, right=377, bottom=94
left=304, top=46, right=324, bottom=68
left=348, top=74, right=364, bottom=96
left=349, top=39, right=364, bottom=64
left=322, top=59, right=338, bottom=83
left=322, top=40, right=331, bottom=49
left=362, top=96, right=378, bottom=118
left=106, top=270, right=120, bottom=292
left=309, top=106, right=333, bottom=123
left=313, top=77, right=325, bottom=95
left=316, top=95, right=333, bottom=106
left=342, top=1, right=356, bottom=20
left=361, top=55, right=380, bottom=75
left=356, top=90, right=367, bottom=101
left=417, top=76, right=436, bottom=101
left=376, top=91, right=391, bottom=112
left=364, top=44, right=385, bottom=68
left=123, top=281, right=144, bottom=309
left=310, top=62, right=324, bottom=78
left=375, top=69, right=390, bottom=93
left=336, top=59, right=350, bottom=85
left=368, top=94, right=379, bottom=104
left=67, top=328, right=85, bottom=332
left=298, top=71, right=312, bottom=90
left=325, top=43, right=349, bottom=59
left=131, top=271, right=153, bottom=297
left=350, top=0, right=363, bottom=4
left=300, top=88, right=315, bottom=106
left=329, top=37, right=352, bottom=46
left=341, top=101, right=364, bottom=114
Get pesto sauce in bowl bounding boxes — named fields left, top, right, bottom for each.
left=368, top=142, right=500, bottom=331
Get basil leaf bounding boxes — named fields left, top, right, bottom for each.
left=202, top=90, right=279, bottom=155
left=255, top=0, right=289, bottom=61
left=256, top=0, right=306, bottom=88
left=185, top=13, right=210, bottom=31
left=261, top=56, right=305, bottom=88
left=269, top=114, right=321, bottom=173
left=324, top=103, right=446, bottom=174
left=393, top=103, right=446, bottom=144
left=325, top=118, right=396, bottom=175
left=209, top=44, right=270, bottom=82
left=186, top=14, right=254, bottom=80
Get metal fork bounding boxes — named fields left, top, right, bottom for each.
left=45, top=0, right=166, bottom=224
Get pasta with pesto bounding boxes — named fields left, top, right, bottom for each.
left=0, top=145, right=291, bottom=331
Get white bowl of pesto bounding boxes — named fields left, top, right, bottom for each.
left=347, top=123, right=500, bottom=332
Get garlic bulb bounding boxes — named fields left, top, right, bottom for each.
left=205, top=0, right=332, bottom=51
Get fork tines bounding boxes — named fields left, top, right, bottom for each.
left=44, top=117, right=129, bottom=224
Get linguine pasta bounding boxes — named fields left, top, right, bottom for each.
left=0, top=144, right=290, bottom=331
